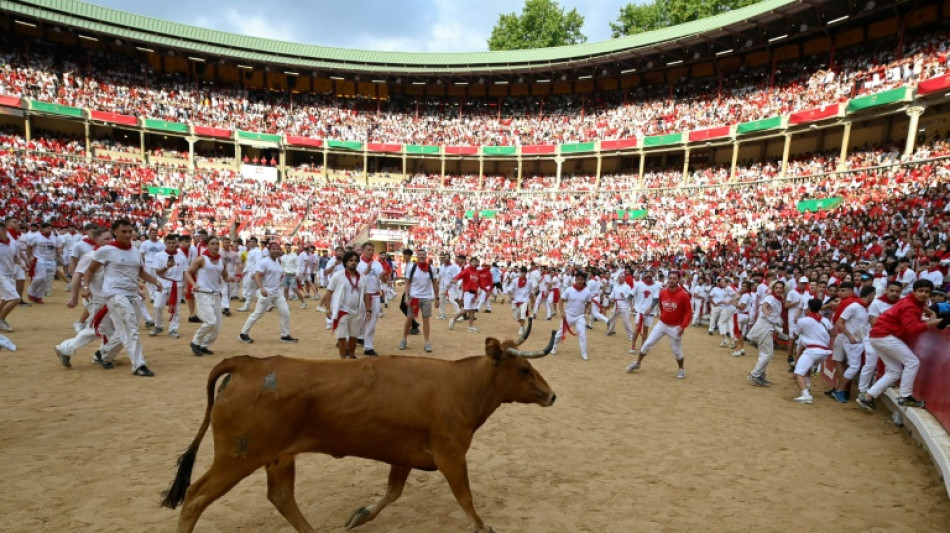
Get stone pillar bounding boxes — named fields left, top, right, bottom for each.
left=362, top=149, right=368, bottom=185
left=904, top=105, right=926, bottom=158
left=595, top=155, right=602, bottom=189
left=84, top=122, right=91, bottom=159
left=517, top=157, right=524, bottom=189
left=478, top=157, right=484, bottom=186
left=682, top=149, right=690, bottom=186
left=187, top=138, right=196, bottom=170
left=278, top=147, right=286, bottom=180
left=780, top=134, right=792, bottom=178
left=323, top=145, right=329, bottom=183
left=141, top=130, right=147, bottom=163
left=730, top=141, right=740, bottom=181
left=24, top=115, right=31, bottom=142
left=637, top=151, right=645, bottom=184
left=837, top=121, right=852, bottom=170
left=555, top=155, right=564, bottom=184
left=235, top=142, right=242, bottom=171
left=440, top=155, right=446, bottom=182
left=402, top=152, right=408, bottom=181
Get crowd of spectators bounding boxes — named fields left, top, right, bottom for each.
left=1, top=27, right=948, bottom=146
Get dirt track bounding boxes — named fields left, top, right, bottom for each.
left=1, top=290, right=947, bottom=532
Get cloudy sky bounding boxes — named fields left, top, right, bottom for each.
left=87, top=0, right=643, bottom=53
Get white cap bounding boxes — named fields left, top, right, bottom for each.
left=798, top=276, right=809, bottom=283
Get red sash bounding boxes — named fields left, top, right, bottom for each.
left=332, top=310, right=348, bottom=332
left=560, top=317, right=577, bottom=337
left=92, top=305, right=109, bottom=337
left=552, top=287, right=561, bottom=303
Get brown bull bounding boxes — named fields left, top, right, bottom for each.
left=162, top=323, right=556, bottom=533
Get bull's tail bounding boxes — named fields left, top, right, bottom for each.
left=161, top=357, right=242, bottom=509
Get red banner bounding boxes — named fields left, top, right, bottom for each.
left=522, top=144, right=556, bottom=155
left=286, top=136, right=323, bottom=148
left=911, top=329, right=950, bottom=431
left=89, top=110, right=137, bottom=126
left=0, top=95, right=22, bottom=108
left=600, top=138, right=638, bottom=150
left=193, top=126, right=232, bottom=139
left=917, top=73, right=950, bottom=96
left=367, top=142, right=402, bottom=153
left=445, top=146, right=478, bottom=155
left=789, top=104, right=841, bottom=125
left=689, top=126, right=731, bottom=142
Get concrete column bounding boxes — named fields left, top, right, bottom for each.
left=903, top=105, right=926, bottom=158
left=730, top=142, right=740, bottom=181
left=362, top=149, right=368, bottom=185
left=187, top=138, right=196, bottom=170
left=637, top=151, right=645, bottom=184
left=402, top=152, right=408, bottom=181
left=682, top=149, right=690, bottom=186
left=140, top=130, right=146, bottom=163
left=24, top=115, right=31, bottom=142
left=235, top=142, right=242, bottom=171
left=517, top=157, right=524, bottom=189
left=440, top=155, right=446, bottom=182
left=837, top=121, right=852, bottom=170
left=478, top=157, right=484, bottom=185
left=84, top=122, right=91, bottom=159
left=278, top=148, right=286, bottom=180
left=595, top=155, right=602, bottom=189
left=323, top=146, right=329, bottom=183
left=780, top=134, right=792, bottom=178
left=555, top=155, right=564, bottom=184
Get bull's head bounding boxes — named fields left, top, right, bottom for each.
left=486, top=319, right=556, bottom=407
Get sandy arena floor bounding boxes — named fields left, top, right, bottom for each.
left=0, top=289, right=947, bottom=533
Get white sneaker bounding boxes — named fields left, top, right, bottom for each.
left=300, top=303, right=307, bottom=309
left=625, top=361, right=640, bottom=373
left=0, top=334, right=15, bottom=351
left=73, top=322, right=84, bottom=333
left=0, top=319, right=12, bottom=332
left=730, top=350, right=745, bottom=357
left=676, top=369, right=686, bottom=379
left=727, top=340, right=736, bottom=349
left=719, top=339, right=729, bottom=347
left=628, top=348, right=639, bottom=355
left=237, top=306, right=249, bottom=312
left=467, top=326, right=479, bottom=332
left=581, top=354, right=589, bottom=361
left=448, top=318, right=456, bottom=330
left=518, top=327, right=524, bottom=335
left=793, top=394, right=813, bottom=404
left=316, top=305, right=328, bottom=313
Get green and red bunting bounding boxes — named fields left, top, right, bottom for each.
left=89, top=110, right=137, bottom=126
left=689, top=126, right=731, bottom=142
left=522, top=144, right=556, bottom=155
left=918, top=74, right=950, bottom=96
left=601, top=138, right=637, bottom=150
left=285, top=136, right=323, bottom=148
left=445, top=146, right=478, bottom=156
left=193, top=126, right=232, bottom=139
left=789, top=104, right=841, bottom=125
left=367, top=143, right=401, bottom=153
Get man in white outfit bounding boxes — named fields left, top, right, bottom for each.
left=187, top=236, right=231, bottom=356
left=83, top=219, right=161, bottom=377
left=551, top=271, right=592, bottom=360
left=239, top=242, right=298, bottom=344
left=356, top=242, right=387, bottom=356
left=25, top=223, right=61, bottom=304
left=326, top=250, right=367, bottom=359
left=149, top=234, right=187, bottom=338
left=237, top=237, right=261, bottom=312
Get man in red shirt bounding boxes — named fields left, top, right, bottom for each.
left=476, top=263, right=494, bottom=313
left=625, top=271, right=693, bottom=379
left=857, top=279, right=946, bottom=411
left=449, top=257, right=481, bottom=332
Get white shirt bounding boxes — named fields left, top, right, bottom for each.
left=71, top=238, right=95, bottom=261
left=28, top=233, right=59, bottom=262
left=610, top=282, right=634, bottom=309
left=737, top=292, right=753, bottom=317
left=512, top=276, right=532, bottom=304
left=75, top=251, right=105, bottom=299
left=867, top=297, right=896, bottom=319
left=709, top=286, right=727, bottom=306
left=328, top=269, right=365, bottom=314
left=151, top=248, right=187, bottom=284
left=357, top=258, right=385, bottom=294
left=561, top=285, right=591, bottom=319
left=633, top=281, right=661, bottom=314
left=253, top=256, right=284, bottom=294
left=140, top=239, right=166, bottom=269
left=94, top=245, right=142, bottom=299
left=838, top=301, right=869, bottom=340
left=896, top=268, right=917, bottom=297
left=243, top=247, right=262, bottom=274
left=798, top=315, right=832, bottom=351
left=282, top=252, right=299, bottom=275
left=0, top=237, right=19, bottom=277
left=759, top=294, right=784, bottom=326
left=406, top=263, right=436, bottom=300
left=440, top=262, right=461, bottom=289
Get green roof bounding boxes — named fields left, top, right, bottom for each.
left=2, top=0, right=800, bottom=74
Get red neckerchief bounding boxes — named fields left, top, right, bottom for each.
left=7, top=229, right=20, bottom=239
left=806, top=312, right=822, bottom=321
left=203, top=250, right=220, bottom=261
left=344, top=270, right=360, bottom=292
left=416, top=261, right=430, bottom=272
left=517, top=276, right=527, bottom=288
left=82, top=237, right=96, bottom=246
left=107, top=240, right=132, bottom=250
left=832, top=295, right=862, bottom=323
left=572, top=282, right=585, bottom=291
left=877, top=295, right=896, bottom=304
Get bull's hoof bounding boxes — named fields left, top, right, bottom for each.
left=344, top=506, right=372, bottom=530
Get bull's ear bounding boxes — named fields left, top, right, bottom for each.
left=485, top=337, right=504, bottom=362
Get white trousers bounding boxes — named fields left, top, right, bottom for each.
left=690, top=298, right=705, bottom=325
left=553, top=314, right=588, bottom=358
left=153, top=282, right=181, bottom=331
left=609, top=306, right=634, bottom=339
left=867, top=336, right=920, bottom=399
left=858, top=338, right=879, bottom=394
left=748, top=316, right=778, bottom=378
left=192, top=292, right=223, bottom=348
left=358, top=295, right=381, bottom=349
left=27, top=259, right=55, bottom=298
left=638, top=320, right=684, bottom=360
left=241, top=291, right=291, bottom=338
left=56, top=299, right=119, bottom=357
left=707, top=305, right=722, bottom=332
left=717, top=307, right=736, bottom=337
left=107, top=294, right=147, bottom=372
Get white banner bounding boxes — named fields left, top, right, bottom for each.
left=368, top=228, right=408, bottom=242
left=241, top=164, right=278, bottom=183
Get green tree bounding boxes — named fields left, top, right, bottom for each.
left=488, top=0, right=587, bottom=51
left=611, top=0, right=760, bottom=38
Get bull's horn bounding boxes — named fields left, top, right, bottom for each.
left=507, top=330, right=556, bottom=359
left=514, top=317, right=533, bottom=346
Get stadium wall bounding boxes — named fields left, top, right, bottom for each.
left=911, top=329, right=950, bottom=432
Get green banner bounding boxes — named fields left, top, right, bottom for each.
left=237, top=130, right=281, bottom=144
left=643, top=133, right=683, bottom=147
left=560, top=141, right=596, bottom=154
left=736, top=115, right=783, bottom=135
left=328, top=140, right=363, bottom=151
left=405, top=145, right=440, bottom=155
left=482, top=146, right=517, bottom=156
left=464, top=209, right=497, bottom=219
left=146, top=186, right=180, bottom=196
left=615, top=209, right=649, bottom=220
left=144, top=118, right=189, bottom=134
left=797, top=197, right=843, bottom=213
left=29, top=100, right=84, bottom=118
left=846, top=87, right=911, bottom=113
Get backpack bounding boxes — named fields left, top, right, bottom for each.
left=406, top=262, right=435, bottom=299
